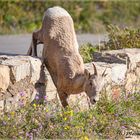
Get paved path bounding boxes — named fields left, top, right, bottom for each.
left=0, top=34, right=108, bottom=55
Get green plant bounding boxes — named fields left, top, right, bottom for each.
left=79, top=25, right=140, bottom=63
left=79, top=43, right=97, bottom=63
left=103, top=25, right=140, bottom=50
left=0, top=1, right=140, bottom=34
left=0, top=90, right=139, bottom=139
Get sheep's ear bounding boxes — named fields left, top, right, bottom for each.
left=84, top=69, right=90, bottom=79
left=92, top=63, right=97, bottom=76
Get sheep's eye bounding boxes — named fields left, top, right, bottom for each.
left=89, top=82, right=92, bottom=86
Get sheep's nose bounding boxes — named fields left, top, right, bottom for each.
left=90, top=98, right=96, bottom=104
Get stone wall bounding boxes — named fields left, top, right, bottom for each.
left=0, top=48, right=140, bottom=111
left=0, top=55, right=41, bottom=111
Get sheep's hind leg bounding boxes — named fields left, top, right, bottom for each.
left=58, top=91, right=68, bottom=108
left=27, top=40, right=33, bottom=56
left=27, top=32, right=37, bottom=56
left=27, top=30, right=43, bottom=56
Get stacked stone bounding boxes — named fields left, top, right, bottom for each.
left=0, top=49, right=140, bottom=111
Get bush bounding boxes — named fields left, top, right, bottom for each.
left=103, top=25, right=140, bottom=50
left=0, top=1, right=140, bottom=34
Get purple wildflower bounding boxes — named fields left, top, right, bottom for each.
left=44, top=96, right=47, bottom=100
left=26, top=132, right=30, bottom=137
left=2, top=121, right=6, bottom=125
left=128, top=91, right=132, bottom=95
left=115, top=114, right=118, bottom=117
left=121, top=126, right=126, bottom=129
left=20, top=91, right=25, bottom=97
left=26, top=132, right=33, bottom=140
left=39, top=124, right=43, bottom=130
left=19, top=101, right=24, bottom=107
left=29, top=133, right=33, bottom=140
left=35, top=95, right=39, bottom=100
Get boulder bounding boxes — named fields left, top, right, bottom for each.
left=0, top=65, right=10, bottom=91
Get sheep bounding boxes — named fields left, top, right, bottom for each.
left=27, top=6, right=105, bottom=107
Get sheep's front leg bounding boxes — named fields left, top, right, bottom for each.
left=58, top=91, right=68, bottom=108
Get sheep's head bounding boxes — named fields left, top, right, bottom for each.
left=84, top=63, right=106, bottom=104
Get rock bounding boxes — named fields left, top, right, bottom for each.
left=46, top=73, right=56, bottom=92
left=111, top=64, right=127, bottom=84
left=91, top=48, right=140, bottom=100
left=125, top=72, right=138, bottom=93
left=1, top=56, right=30, bottom=83
left=5, top=97, right=18, bottom=111
left=10, top=60, right=30, bottom=83
left=0, top=65, right=10, bottom=91
left=85, top=62, right=127, bottom=85
left=0, top=48, right=140, bottom=111
left=0, top=55, right=42, bottom=112
left=68, top=92, right=90, bottom=110
left=0, top=100, right=4, bottom=111
left=29, top=57, right=42, bottom=84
